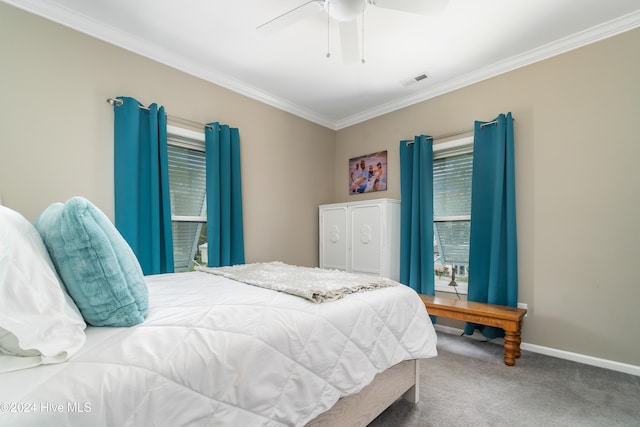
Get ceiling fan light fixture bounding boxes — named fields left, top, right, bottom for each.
left=325, top=0, right=366, bottom=22
left=259, top=0, right=450, bottom=65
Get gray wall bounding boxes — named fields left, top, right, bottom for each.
left=0, top=3, right=335, bottom=268
left=334, top=28, right=640, bottom=366
left=1, top=2, right=638, bottom=367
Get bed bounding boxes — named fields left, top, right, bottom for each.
left=0, top=198, right=437, bottom=427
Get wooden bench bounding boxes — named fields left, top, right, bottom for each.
left=419, top=294, right=527, bottom=366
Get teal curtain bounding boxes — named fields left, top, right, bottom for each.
left=465, top=113, right=517, bottom=339
left=113, top=96, right=174, bottom=275
left=399, top=135, right=434, bottom=295
left=205, top=122, right=245, bottom=267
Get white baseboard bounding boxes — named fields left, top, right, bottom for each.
left=434, top=324, right=640, bottom=377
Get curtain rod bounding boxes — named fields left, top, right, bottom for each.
left=403, top=128, right=472, bottom=145
left=107, top=98, right=212, bottom=130
left=404, top=117, right=514, bottom=145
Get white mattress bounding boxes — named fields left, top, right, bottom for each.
left=0, top=271, right=437, bottom=427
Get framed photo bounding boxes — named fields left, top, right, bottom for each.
left=349, top=151, right=387, bottom=194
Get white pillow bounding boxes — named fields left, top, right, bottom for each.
left=0, top=205, right=86, bottom=372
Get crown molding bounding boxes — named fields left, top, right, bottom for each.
left=4, top=1, right=640, bottom=131
left=335, top=9, right=640, bottom=130
left=1, top=0, right=337, bottom=129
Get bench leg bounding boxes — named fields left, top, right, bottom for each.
left=503, top=330, right=521, bottom=366
left=514, top=333, right=522, bottom=359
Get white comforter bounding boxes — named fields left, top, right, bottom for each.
left=0, top=271, right=437, bottom=427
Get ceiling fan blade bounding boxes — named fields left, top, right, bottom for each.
left=257, top=0, right=323, bottom=35
left=339, top=20, right=360, bottom=65
left=369, top=0, right=449, bottom=16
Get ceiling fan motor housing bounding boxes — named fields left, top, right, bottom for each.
left=325, top=0, right=366, bottom=22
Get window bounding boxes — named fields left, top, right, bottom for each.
left=167, top=125, right=207, bottom=272
left=433, top=137, right=473, bottom=294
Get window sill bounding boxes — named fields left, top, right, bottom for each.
left=435, top=283, right=468, bottom=295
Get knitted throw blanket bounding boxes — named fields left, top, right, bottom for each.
left=196, top=261, right=398, bottom=303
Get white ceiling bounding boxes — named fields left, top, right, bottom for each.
left=5, top=0, right=640, bottom=129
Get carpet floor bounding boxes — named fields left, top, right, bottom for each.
left=369, top=331, right=640, bottom=427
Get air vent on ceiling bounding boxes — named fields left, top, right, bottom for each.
left=414, top=73, right=428, bottom=82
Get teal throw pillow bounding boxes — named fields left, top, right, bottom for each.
left=35, top=197, right=148, bottom=327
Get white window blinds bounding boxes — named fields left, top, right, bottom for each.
left=167, top=138, right=207, bottom=272
left=433, top=152, right=473, bottom=265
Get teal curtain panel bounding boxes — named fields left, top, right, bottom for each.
left=399, top=135, right=435, bottom=295
left=113, top=97, right=174, bottom=275
left=465, top=112, right=518, bottom=339
left=205, top=122, right=245, bottom=267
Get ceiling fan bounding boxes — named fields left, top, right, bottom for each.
left=257, top=0, right=450, bottom=65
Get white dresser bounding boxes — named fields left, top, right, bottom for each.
left=319, top=198, right=400, bottom=281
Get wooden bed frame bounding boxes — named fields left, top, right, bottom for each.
left=306, top=359, right=420, bottom=426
